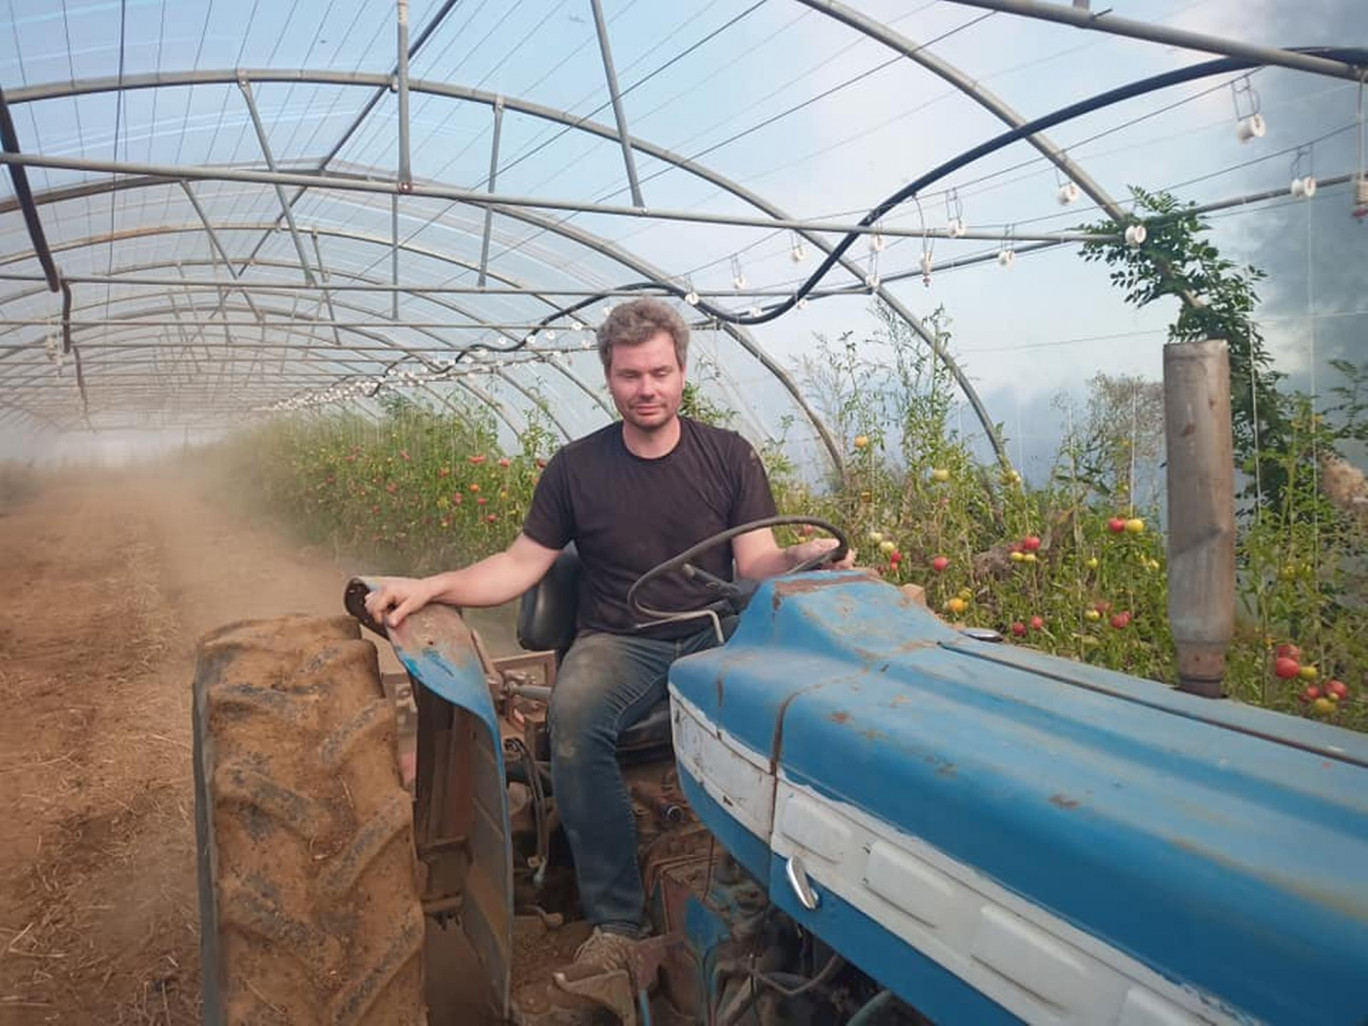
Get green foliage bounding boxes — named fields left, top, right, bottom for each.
left=1079, top=186, right=1292, bottom=508
left=786, top=306, right=1177, bottom=683
left=1078, top=188, right=1364, bottom=725
left=679, top=356, right=740, bottom=429
left=215, top=306, right=1365, bottom=731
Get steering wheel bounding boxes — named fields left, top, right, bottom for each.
left=626, top=515, right=850, bottom=624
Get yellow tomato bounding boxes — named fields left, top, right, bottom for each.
left=1125, top=518, right=1145, bottom=534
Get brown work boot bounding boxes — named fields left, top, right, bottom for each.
left=512, top=929, right=642, bottom=1026
left=570, top=927, right=639, bottom=974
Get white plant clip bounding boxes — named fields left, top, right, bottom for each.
left=945, top=189, right=967, bottom=237
left=1232, top=77, right=1266, bottom=143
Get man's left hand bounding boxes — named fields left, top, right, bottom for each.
left=788, top=536, right=857, bottom=570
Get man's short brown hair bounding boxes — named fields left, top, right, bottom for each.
left=596, top=298, right=689, bottom=371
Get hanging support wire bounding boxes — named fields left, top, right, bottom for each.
left=1355, top=76, right=1368, bottom=217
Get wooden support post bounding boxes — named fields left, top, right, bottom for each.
left=1163, top=339, right=1236, bottom=697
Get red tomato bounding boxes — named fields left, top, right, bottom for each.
left=1273, top=656, right=1300, bottom=679
left=1275, top=643, right=1301, bottom=661
left=1029, top=615, right=1044, bottom=630
left=1011, top=622, right=1027, bottom=637
left=1302, top=685, right=1322, bottom=702
left=498, top=457, right=511, bottom=467
left=1022, top=536, right=1041, bottom=552
left=889, top=552, right=902, bottom=564
left=1326, top=680, right=1348, bottom=699
left=1107, top=517, right=1127, bottom=534
left=931, top=556, right=949, bottom=573
left=1110, top=612, right=1131, bottom=629
left=468, top=454, right=487, bottom=465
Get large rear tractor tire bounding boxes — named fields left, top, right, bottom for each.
left=193, top=615, right=426, bottom=1025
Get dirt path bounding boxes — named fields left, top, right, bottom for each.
left=0, top=469, right=517, bottom=1024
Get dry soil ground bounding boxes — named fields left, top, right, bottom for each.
left=0, top=468, right=518, bottom=1024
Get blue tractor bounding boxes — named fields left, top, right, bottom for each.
left=192, top=515, right=1368, bottom=1025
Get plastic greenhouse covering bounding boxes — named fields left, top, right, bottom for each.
left=1, top=0, right=1365, bottom=476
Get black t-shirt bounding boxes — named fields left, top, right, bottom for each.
left=522, top=417, right=778, bottom=639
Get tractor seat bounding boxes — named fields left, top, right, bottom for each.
left=516, top=545, right=674, bottom=753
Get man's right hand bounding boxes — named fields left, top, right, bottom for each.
left=364, top=576, right=437, bottom=629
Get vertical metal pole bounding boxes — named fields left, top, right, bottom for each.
left=394, top=0, right=411, bottom=321
left=238, top=75, right=317, bottom=285
left=478, top=99, right=504, bottom=287
left=588, top=0, right=644, bottom=208
left=1164, top=339, right=1236, bottom=698
left=391, top=195, right=400, bottom=321
left=396, top=0, right=411, bottom=186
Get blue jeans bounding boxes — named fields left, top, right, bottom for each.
left=548, top=618, right=733, bottom=935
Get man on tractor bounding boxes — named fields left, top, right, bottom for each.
left=364, top=297, right=852, bottom=975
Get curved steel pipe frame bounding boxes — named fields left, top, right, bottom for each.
left=5, top=67, right=1010, bottom=465
left=0, top=251, right=616, bottom=420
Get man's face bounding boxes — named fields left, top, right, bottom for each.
left=606, top=330, right=685, bottom=432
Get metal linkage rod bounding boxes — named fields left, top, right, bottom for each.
left=237, top=76, right=317, bottom=285
left=309, top=229, right=344, bottom=348
left=478, top=99, right=504, bottom=287
left=0, top=88, right=59, bottom=292
left=589, top=0, right=644, bottom=208
left=938, top=0, right=1368, bottom=81
left=235, top=0, right=461, bottom=275
left=0, top=150, right=1120, bottom=242
left=179, top=180, right=263, bottom=322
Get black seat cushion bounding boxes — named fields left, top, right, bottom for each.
left=517, top=545, right=581, bottom=654
left=519, top=545, right=674, bottom=758
left=616, top=698, right=673, bottom=754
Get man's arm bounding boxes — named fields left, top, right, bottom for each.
left=364, top=532, right=561, bottom=628
left=732, top=527, right=854, bottom=581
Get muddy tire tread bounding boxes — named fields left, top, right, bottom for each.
left=193, top=615, right=426, bottom=1025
